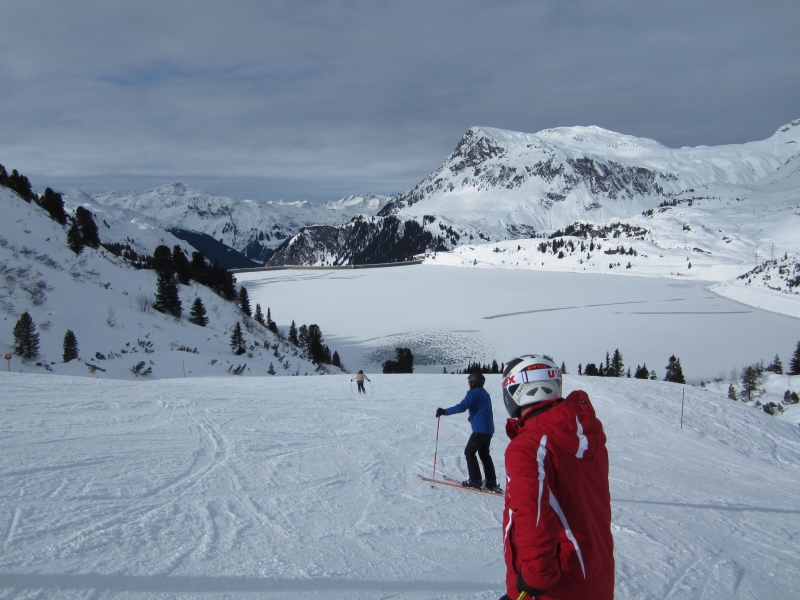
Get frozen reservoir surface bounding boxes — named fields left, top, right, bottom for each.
left=1, top=372, right=799, bottom=599
left=237, top=265, right=800, bottom=382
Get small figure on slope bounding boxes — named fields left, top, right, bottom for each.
left=352, top=370, right=371, bottom=394
left=436, top=372, right=501, bottom=493
left=499, top=354, right=614, bottom=600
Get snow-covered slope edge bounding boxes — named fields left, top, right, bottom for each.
left=0, top=185, right=338, bottom=379
left=1, top=373, right=798, bottom=599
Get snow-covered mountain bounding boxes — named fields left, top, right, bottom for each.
left=267, top=120, right=800, bottom=267
left=89, top=184, right=390, bottom=264
left=429, top=147, right=800, bottom=316
left=0, top=183, right=342, bottom=379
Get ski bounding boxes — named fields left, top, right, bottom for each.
left=442, top=475, right=503, bottom=495
left=418, top=474, right=503, bottom=497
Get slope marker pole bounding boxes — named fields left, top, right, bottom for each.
left=680, top=388, right=685, bottom=429
left=431, top=416, right=441, bottom=486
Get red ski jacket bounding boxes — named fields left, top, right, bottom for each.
left=502, top=390, right=614, bottom=600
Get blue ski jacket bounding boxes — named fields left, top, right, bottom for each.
left=445, top=387, right=495, bottom=434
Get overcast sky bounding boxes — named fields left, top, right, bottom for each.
left=1, top=1, right=798, bottom=202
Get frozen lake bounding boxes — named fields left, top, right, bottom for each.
left=237, top=265, right=800, bottom=382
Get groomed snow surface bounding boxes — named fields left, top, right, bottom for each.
left=1, top=373, right=799, bottom=599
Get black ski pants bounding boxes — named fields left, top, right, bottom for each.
left=464, top=432, right=496, bottom=484
left=357, top=381, right=366, bottom=393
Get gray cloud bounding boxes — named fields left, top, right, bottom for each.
left=1, top=0, right=798, bottom=202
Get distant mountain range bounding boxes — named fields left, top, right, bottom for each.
left=266, top=119, right=800, bottom=266
left=87, top=184, right=390, bottom=265
left=61, top=119, right=799, bottom=272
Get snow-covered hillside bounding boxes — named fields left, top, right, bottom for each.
left=383, top=121, right=800, bottom=230
left=426, top=147, right=800, bottom=317
left=1, top=372, right=799, bottom=599
left=267, top=119, right=800, bottom=268
left=0, top=185, right=336, bottom=379
left=88, top=184, right=390, bottom=264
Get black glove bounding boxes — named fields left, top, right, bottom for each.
left=517, top=571, right=547, bottom=598
left=436, top=408, right=446, bottom=417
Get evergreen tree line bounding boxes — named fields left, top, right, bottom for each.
left=382, top=347, right=414, bottom=374
left=578, top=349, right=685, bottom=384
left=726, top=342, right=800, bottom=415
left=458, top=360, right=501, bottom=375
left=12, top=311, right=80, bottom=364
left=239, top=288, right=335, bottom=364
left=67, top=206, right=101, bottom=254
left=0, top=163, right=101, bottom=252
left=150, top=245, right=237, bottom=321
left=0, top=163, right=37, bottom=202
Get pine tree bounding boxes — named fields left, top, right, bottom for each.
left=238, top=287, right=251, bottom=317
left=789, top=341, right=800, bottom=375
left=383, top=347, right=414, bottom=374
left=740, top=365, right=761, bottom=401
left=605, top=351, right=611, bottom=374
left=578, top=363, right=582, bottom=375
left=154, top=271, right=182, bottom=317
left=171, top=246, right=191, bottom=285
left=37, top=188, right=67, bottom=225
left=288, top=320, right=299, bottom=346
left=306, top=324, right=330, bottom=363
left=13, top=312, right=40, bottom=359
left=67, top=220, right=84, bottom=254
left=765, top=354, right=783, bottom=374
left=62, top=329, right=79, bottom=362
left=728, top=384, right=738, bottom=401
left=634, top=364, right=649, bottom=379
left=152, top=245, right=173, bottom=274
left=611, top=349, right=624, bottom=377
left=75, top=206, right=100, bottom=248
left=649, top=370, right=657, bottom=380
left=254, top=304, right=265, bottom=326
left=626, top=367, right=631, bottom=378
left=188, top=297, right=208, bottom=326
left=230, top=322, right=245, bottom=355
left=266, top=308, right=278, bottom=334
left=560, top=361, right=567, bottom=374
left=298, top=325, right=308, bottom=352
left=268, top=362, right=276, bottom=375
left=664, top=356, right=685, bottom=384
left=332, top=351, right=342, bottom=369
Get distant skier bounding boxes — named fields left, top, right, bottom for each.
left=499, top=354, right=614, bottom=600
left=435, top=371, right=500, bottom=492
left=352, top=370, right=370, bottom=394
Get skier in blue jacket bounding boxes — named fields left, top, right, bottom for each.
left=436, top=371, right=501, bottom=492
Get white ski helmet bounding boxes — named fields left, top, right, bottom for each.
left=502, top=354, right=563, bottom=418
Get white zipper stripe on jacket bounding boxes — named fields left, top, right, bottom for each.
left=548, top=488, right=586, bottom=578
left=504, top=508, right=513, bottom=545
left=575, top=416, right=589, bottom=459
left=536, top=435, right=548, bottom=527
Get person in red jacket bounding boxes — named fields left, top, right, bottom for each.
left=499, top=354, right=614, bottom=600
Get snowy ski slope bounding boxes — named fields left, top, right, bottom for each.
left=1, top=373, right=799, bottom=599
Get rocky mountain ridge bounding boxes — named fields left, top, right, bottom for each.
left=267, top=120, right=800, bottom=266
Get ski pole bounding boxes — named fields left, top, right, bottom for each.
left=516, top=592, right=527, bottom=600
left=369, top=379, right=374, bottom=396
left=431, top=416, right=441, bottom=484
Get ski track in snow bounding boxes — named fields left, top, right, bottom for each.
left=1, top=373, right=800, bottom=599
